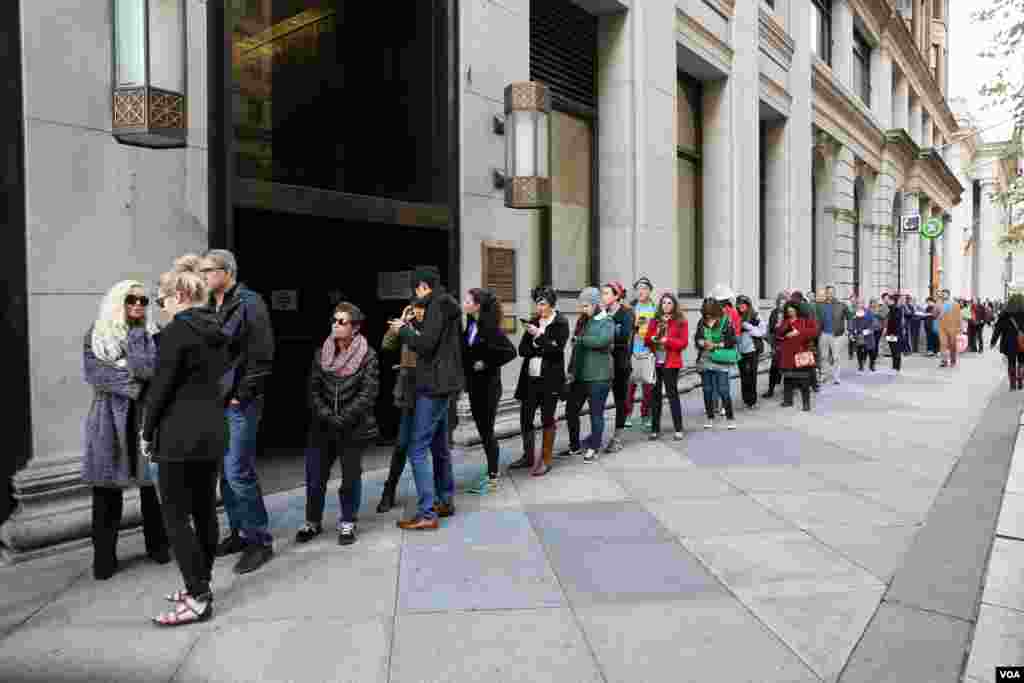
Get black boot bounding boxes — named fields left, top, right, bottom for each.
left=801, top=387, right=812, bottom=411
left=378, top=446, right=406, bottom=512
left=91, top=487, right=122, bottom=580
left=723, top=399, right=736, bottom=429
left=781, top=381, right=794, bottom=407
left=377, top=483, right=397, bottom=513
left=509, top=430, right=535, bottom=469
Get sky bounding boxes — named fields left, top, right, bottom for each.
left=947, top=0, right=1020, bottom=144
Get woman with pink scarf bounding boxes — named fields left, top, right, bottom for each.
left=296, top=302, right=380, bottom=546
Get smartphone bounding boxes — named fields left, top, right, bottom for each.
left=519, top=318, right=532, bottom=325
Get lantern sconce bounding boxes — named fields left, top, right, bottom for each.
left=112, top=0, right=187, bottom=149
left=503, top=81, right=551, bottom=209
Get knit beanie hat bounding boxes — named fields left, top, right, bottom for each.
left=412, top=266, right=440, bottom=290
left=578, top=287, right=602, bottom=308
left=606, top=281, right=626, bottom=301
left=634, top=276, right=653, bottom=291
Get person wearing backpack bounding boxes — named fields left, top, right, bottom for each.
left=989, top=294, right=1024, bottom=390
left=694, top=300, right=738, bottom=429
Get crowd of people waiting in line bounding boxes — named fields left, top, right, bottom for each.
left=81, top=249, right=1011, bottom=627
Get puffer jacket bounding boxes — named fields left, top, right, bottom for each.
left=308, top=346, right=380, bottom=443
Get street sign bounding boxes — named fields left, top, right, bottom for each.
left=921, top=217, right=944, bottom=239
left=902, top=215, right=921, bottom=234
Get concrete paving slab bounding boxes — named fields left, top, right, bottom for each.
left=683, top=531, right=881, bottom=596
left=0, top=622, right=200, bottom=683
left=964, top=603, right=1024, bottom=683
left=611, top=468, right=739, bottom=501
left=750, top=490, right=921, bottom=529
left=390, top=608, right=602, bottom=683
left=681, top=428, right=868, bottom=467
left=597, top=442, right=697, bottom=470
left=981, top=538, right=1024, bottom=612
left=0, top=549, right=90, bottom=635
left=802, top=524, right=921, bottom=583
left=737, top=584, right=885, bottom=682
left=849, top=485, right=943, bottom=525
left=801, top=462, right=946, bottom=489
left=714, top=465, right=841, bottom=493
left=174, top=615, right=391, bottom=683
left=646, top=496, right=795, bottom=539
left=218, top=545, right=398, bottom=623
left=509, top=466, right=628, bottom=506
left=837, top=602, right=970, bottom=683
left=402, top=509, right=536, bottom=547
left=1006, top=453, right=1024, bottom=495
left=544, top=538, right=725, bottom=606
left=998, top=491, right=1024, bottom=540
left=576, top=597, right=819, bottom=683
left=526, top=502, right=673, bottom=545
left=398, top=537, right=562, bottom=612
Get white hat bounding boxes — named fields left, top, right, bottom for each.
left=710, top=284, right=735, bottom=301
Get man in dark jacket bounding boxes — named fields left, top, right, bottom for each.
left=201, top=249, right=275, bottom=575
left=391, top=266, right=464, bottom=530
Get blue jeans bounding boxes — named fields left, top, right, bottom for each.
left=702, top=369, right=731, bottom=404
left=566, top=381, right=612, bottom=451
left=223, top=398, right=271, bottom=546
left=305, top=435, right=367, bottom=525
left=408, top=393, right=455, bottom=520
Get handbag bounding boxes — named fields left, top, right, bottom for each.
left=1010, top=319, right=1024, bottom=353
left=794, top=350, right=816, bottom=368
left=631, top=351, right=656, bottom=385
left=956, top=333, right=968, bottom=353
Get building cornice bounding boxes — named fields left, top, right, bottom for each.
left=758, top=6, right=794, bottom=68
left=919, top=148, right=965, bottom=202
left=812, top=59, right=885, bottom=168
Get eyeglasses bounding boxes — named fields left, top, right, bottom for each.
left=156, top=295, right=168, bottom=309
left=124, top=295, right=149, bottom=307
left=199, top=267, right=224, bottom=274
left=332, top=317, right=353, bottom=327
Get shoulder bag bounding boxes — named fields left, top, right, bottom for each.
left=1010, top=319, right=1024, bottom=354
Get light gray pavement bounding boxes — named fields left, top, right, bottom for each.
left=0, top=350, right=1017, bottom=683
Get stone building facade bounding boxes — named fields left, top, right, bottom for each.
left=2, top=0, right=969, bottom=559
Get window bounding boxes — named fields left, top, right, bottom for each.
left=853, top=31, right=871, bottom=106
left=933, top=0, right=942, bottom=20
left=678, top=74, right=703, bottom=298
left=548, top=111, right=593, bottom=292
left=811, top=0, right=832, bottom=66
left=931, top=44, right=940, bottom=81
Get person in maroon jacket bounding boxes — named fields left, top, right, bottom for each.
left=644, top=293, right=689, bottom=440
left=776, top=302, right=819, bottom=412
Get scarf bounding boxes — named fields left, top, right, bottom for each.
left=321, top=333, right=368, bottom=378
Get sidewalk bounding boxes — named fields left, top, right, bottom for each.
left=0, top=350, right=1013, bottom=683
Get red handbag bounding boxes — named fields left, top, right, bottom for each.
left=794, top=351, right=816, bottom=368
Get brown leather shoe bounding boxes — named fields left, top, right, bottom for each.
left=433, top=502, right=456, bottom=518
left=397, top=516, right=440, bottom=530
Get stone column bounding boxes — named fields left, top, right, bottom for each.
left=909, top=94, right=923, bottom=146
left=829, top=146, right=857, bottom=300
left=893, top=69, right=909, bottom=132
left=831, top=0, right=854, bottom=91
left=871, top=46, right=893, bottom=129
left=871, top=160, right=899, bottom=299
left=923, top=114, right=933, bottom=148
left=900, top=192, right=920, bottom=295
left=978, top=179, right=1004, bottom=300
left=788, top=0, right=814, bottom=291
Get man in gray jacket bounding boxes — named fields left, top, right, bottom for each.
left=815, top=285, right=849, bottom=386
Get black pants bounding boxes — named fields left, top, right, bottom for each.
left=767, top=352, right=781, bottom=393
left=910, top=320, right=921, bottom=353
left=650, top=366, right=682, bottom=434
left=468, top=373, right=502, bottom=476
left=889, top=340, right=902, bottom=371
left=1008, top=351, right=1024, bottom=374
left=968, top=324, right=978, bottom=352
left=977, top=326, right=986, bottom=353
left=856, top=345, right=877, bottom=370
left=91, top=485, right=167, bottom=567
left=157, top=461, right=219, bottom=598
left=520, top=378, right=558, bottom=436
left=738, top=352, right=759, bottom=407
left=782, top=370, right=812, bottom=407
left=307, top=435, right=368, bottom=525
left=611, top=365, right=630, bottom=432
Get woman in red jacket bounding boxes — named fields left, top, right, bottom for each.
left=644, top=293, right=689, bottom=440
left=776, top=302, right=819, bottom=412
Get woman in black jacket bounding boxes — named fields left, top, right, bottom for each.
left=143, top=269, right=230, bottom=627
left=297, top=302, right=380, bottom=546
left=884, top=294, right=905, bottom=372
left=990, top=294, right=1024, bottom=390
left=511, top=286, right=570, bottom=472
left=462, top=288, right=516, bottom=493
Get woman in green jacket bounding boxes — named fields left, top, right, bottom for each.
left=564, top=287, right=615, bottom=465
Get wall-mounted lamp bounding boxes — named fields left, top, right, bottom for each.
left=493, top=114, right=505, bottom=135
left=503, top=81, right=551, bottom=209
left=112, top=0, right=187, bottom=148
left=492, top=168, right=507, bottom=189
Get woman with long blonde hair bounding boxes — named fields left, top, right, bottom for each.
left=82, top=279, right=169, bottom=580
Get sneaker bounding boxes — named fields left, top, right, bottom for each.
left=648, top=432, right=660, bottom=441
left=673, top=432, right=684, bottom=441
left=604, top=438, right=624, bottom=454
left=397, top=515, right=439, bottom=530
left=466, top=469, right=491, bottom=495
left=582, top=448, right=598, bottom=463
left=640, top=417, right=652, bottom=432
left=833, top=379, right=841, bottom=385
left=624, top=417, right=634, bottom=429
left=233, top=544, right=273, bottom=575
left=294, top=523, right=322, bottom=544
left=704, top=419, right=713, bottom=429
left=216, top=532, right=247, bottom=558
left=337, top=522, right=357, bottom=546
left=557, top=447, right=582, bottom=459
left=433, top=501, right=456, bottom=518
left=720, top=407, right=726, bottom=416
left=727, top=420, right=737, bottom=431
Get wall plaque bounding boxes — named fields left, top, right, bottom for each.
left=482, top=241, right=517, bottom=334
left=270, top=290, right=298, bottom=311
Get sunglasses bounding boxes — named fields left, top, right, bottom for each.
left=332, top=317, right=353, bottom=327
left=124, top=295, right=149, bottom=307
left=199, top=267, right=225, bottom=274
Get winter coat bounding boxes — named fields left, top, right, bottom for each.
left=885, top=304, right=906, bottom=339
left=814, top=301, right=849, bottom=337
left=82, top=326, right=158, bottom=488
left=462, top=316, right=517, bottom=382
left=990, top=312, right=1024, bottom=356
left=399, top=287, right=465, bottom=398
left=848, top=312, right=878, bottom=351
left=570, top=312, right=615, bottom=383
left=515, top=313, right=570, bottom=400
left=644, top=317, right=689, bottom=369
left=308, top=345, right=380, bottom=444
left=142, top=308, right=231, bottom=464
left=212, top=283, right=275, bottom=404
left=694, top=318, right=738, bottom=370
left=776, top=318, right=820, bottom=370
left=608, top=305, right=635, bottom=373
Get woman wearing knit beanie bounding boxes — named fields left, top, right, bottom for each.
left=564, top=287, right=614, bottom=463
left=601, top=282, right=634, bottom=454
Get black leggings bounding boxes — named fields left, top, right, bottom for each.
left=158, top=461, right=219, bottom=598
left=739, top=352, right=759, bottom=407
left=520, top=378, right=558, bottom=434
left=1008, top=352, right=1024, bottom=374
left=889, top=340, right=902, bottom=371
left=611, top=365, right=630, bottom=432
left=856, top=345, right=878, bottom=370
left=468, top=373, right=502, bottom=476
left=650, top=366, right=682, bottom=434
left=91, top=485, right=168, bottom=562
